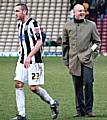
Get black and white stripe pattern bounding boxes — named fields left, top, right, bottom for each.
left=18, top=18, right=42, bottom=64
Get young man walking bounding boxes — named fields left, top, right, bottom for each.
left=10, top=3, right=59, bottom=120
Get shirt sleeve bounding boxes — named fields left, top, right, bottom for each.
left=30, top=19, right=42, bottom=41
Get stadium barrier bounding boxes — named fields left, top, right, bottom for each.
left=0, top=46, right=62, bottom=57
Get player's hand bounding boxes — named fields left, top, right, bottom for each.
left=24, top=56, right=32, bottom=69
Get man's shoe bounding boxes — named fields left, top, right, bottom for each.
left=50, top=100, right=59, bottom=119
left=10, top=115, right=26, bottom=120
left=85, top=112, right=96, bottom=117
left=73, top=112, right=85, bottom=117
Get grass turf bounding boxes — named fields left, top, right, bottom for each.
left=0, top=56, right=107, bottom=120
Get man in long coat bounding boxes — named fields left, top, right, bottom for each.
left=62, top=4, right=101, bottom=117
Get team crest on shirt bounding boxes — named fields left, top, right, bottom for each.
left=24, top=25, right=28, bottom=31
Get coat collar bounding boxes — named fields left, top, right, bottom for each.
left=73, top=18, right=87, bottom=24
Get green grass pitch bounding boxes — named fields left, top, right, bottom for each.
left=0, top=56, right=107, bottom=120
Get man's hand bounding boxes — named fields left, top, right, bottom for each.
left=24, top=56, right=32, bottom=69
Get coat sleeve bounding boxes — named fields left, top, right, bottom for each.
left=91, top=22, right=101, bottom=51
left=62, top=24, right=69, bottom=67
left=91, top=22, right=101, bottom=58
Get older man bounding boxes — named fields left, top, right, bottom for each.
left=62, top=4, right=100, bottom=117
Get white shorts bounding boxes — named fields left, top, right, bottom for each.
left=14, top=62, right=44, bottom=85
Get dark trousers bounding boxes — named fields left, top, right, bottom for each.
left=72, top=65, right=94, bottom=114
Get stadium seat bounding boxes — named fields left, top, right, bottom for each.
left=100, top=16, right=107, bottom=55
left=0, top=0, right=69, bottom=52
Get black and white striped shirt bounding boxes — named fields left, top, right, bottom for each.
left=18, top=18, right=42, bottom=64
